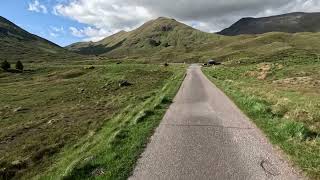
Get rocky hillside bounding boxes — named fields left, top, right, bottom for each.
left=218, top=12, right=320, bottom=36
left=0, top=16, right=80, bottom=63
left=66, top=17, right=218, bottom=58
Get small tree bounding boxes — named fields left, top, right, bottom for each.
left=1, top=60, right=10, bottom=71
left=15, top=60, right=24, bottom=71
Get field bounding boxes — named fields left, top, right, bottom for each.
left=0, top=61, right=185, bottom=179
left=203, top=55, right=320, bottom=179
left=3, top=13, right=320, bottom=180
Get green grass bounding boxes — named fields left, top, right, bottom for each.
left=0, top=62, right=185, bottom=179
left=203, top=58, right=320, bottom=179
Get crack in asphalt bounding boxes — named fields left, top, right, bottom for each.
left=260, top=159, right=281, bottom=177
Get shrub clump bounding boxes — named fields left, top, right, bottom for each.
left=1, top=60, right=11, bottom=71
left=15, top=61, right=24, bottom=71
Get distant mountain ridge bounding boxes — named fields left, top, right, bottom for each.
left=0, top=16, right=80, bottom=63
left=2, top=12, right=320, bottom=64
left=218, top=12, right=320, bottom=36
left=67, top=12, right=320, bottom=60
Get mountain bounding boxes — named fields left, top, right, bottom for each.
left=218, top=12, right=320, bottom=36
left=67, top=15, right=320, bottom=63
left=66, top=17, right=218, bottom=58
left=0, top=16, right=80, bottom=63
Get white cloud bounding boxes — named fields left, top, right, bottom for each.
left=28, top=0, right=48, bottom=14
left=53, top=0, right=320, bottom=40
left=49, top=32, right=59, bottom=37
left=50, top=26, right=64, bottom=33
left=54, top=0, right=153, bottom=41
left=48, top=26, right=65, bottom=38
left=69, top=26, right=114, bottom=42
left=54, top=0, right=152, bottom=29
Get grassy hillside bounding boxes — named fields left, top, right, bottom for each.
left=0, top=61, right=185, bottom=179
left=198, top=32, right=320, bottom=62
left=219, top=12, right=320, bottom=35
left=203, top=52, right=320, bottom=179
left=66, top=17, right=220, bottom=61
left=66, top=17, right=320, bottom=64
left=0, top=16, right=82, bottom=63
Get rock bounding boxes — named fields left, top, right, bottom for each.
left=11, top=160, right=21, bottom=166
left=101, top=82, right=112, bottom=89
left=85, top=66, right=95, bottom=70
left=91, top=167, right=105, bottom=176
left=149, top=39, right=161, bottom=47
left=47, top=119, right=53, bottom=124
left=163, top=43, right=170, bottom=47
left=160, top=25, right=173, bottom=31
left=13, top=107, right=29, bottom=113
left=78, top=88, right=85, bottom=93
left=119, top=80, right=132, bottom=87
left=10, top=159, right=27, bottom=170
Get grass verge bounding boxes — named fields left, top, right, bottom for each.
left=203, top=63, right=320, bottom=179
left=32, top=66, right=185, bottom=180
left=0, top=62, right=185, bottom=179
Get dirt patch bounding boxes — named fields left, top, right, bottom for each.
left=48, top=70, right=87, bottom=80
left=244, top=63, right=285, bottom=80
left=273, top=76, right=320, bottom=86
left=244, top=63, right=272, bottom=80
left=59, top=70, right=87, bottom=79
left=257, top=63, right=273, bottom=80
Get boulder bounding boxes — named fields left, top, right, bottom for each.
left=13, top=107, right=29, bottom=113
left=119, top=80, right=132, bottom=87
left=85, top=66, right=95, bottom=70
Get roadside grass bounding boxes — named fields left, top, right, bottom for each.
left=36, top=68, right=184, bottom=180
left=203, top=58, right=320, bottom=179
left=0, top=62, right=185, bottom=179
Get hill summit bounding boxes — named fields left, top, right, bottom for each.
left=218, top=12, right=320, bottom=36
left=66, top=17, right=215, bottom=57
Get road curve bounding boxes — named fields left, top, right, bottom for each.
left=130, top=65, right=303, bottom=180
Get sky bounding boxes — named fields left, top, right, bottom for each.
left=1, top=0, right=320, bottom=47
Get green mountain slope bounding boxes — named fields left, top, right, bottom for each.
left=218, top=12, right=320, bottom=36
left=0, top=16, right=81, bottom=63
left=67, top=15, right=320, bottom=63
left=66, top=17, right=219, bottom=58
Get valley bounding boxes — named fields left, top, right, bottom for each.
left=0, top=11, right=320, bottom=180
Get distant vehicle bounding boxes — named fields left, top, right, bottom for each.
left=208, top=59, right=221, bottom=65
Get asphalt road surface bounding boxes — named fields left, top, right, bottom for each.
left=130, top=65, right=303, bottom=180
